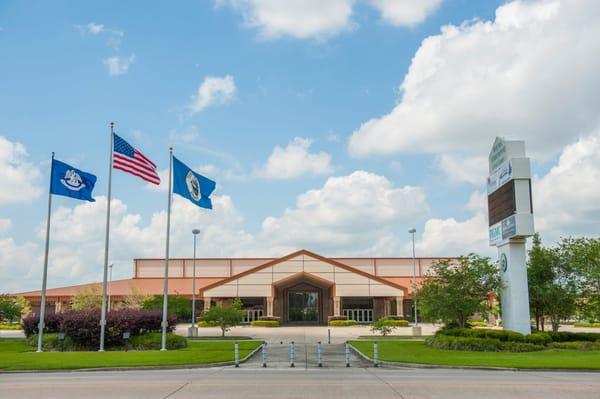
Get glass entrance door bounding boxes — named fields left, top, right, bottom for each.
left=288, top=291, right=319, bottom=322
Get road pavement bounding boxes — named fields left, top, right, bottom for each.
left=1, top=367, right=598, bottom=399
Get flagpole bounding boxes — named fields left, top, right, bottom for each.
left=99, top=122, right=114, bottom=352
left=161, top=147, right=173, bottom=351
left=37, top=152, right=55, bottom=353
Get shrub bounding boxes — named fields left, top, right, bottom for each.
left=548, top=341, right=600, bottom=351
left=573, top=322, right=600, bottom=328
left=384, top=319, right=409, bottom=327
left=329, top=320, right=357, bottom=327
left=327, top=316, right=349, bottom=322
left=526, top=332, right=552, bottom=345
left=26, top=333, right=88, bottom=351
left=437, top=328, right=526, bottom=342
left=251, top=320, right=279, bottom=327
left=22, top=313, right=62, bottom=337
left=547, top=331, right=600, bottom=342
left=425, top=335, right=543, bottom=352
left=467, top=321, right=488, bottom=328
left=0, top=323, right=22, bottom=330
left=197, top=320, right=219, bottom=327
left=371, top=318, right=397, bottom=336
left=129, top=333, right=187, bottom=350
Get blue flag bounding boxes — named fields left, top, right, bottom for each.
left=50, top=159, right=97, bottom=202
left=172, top=156, right=216, bottom=209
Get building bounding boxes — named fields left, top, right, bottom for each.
left=16, top=249, right=454, bottom=325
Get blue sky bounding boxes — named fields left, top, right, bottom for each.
left=2, top=0, right=599, bottom=292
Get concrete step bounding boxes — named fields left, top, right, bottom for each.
left=242, top=343, right=372, bottom=369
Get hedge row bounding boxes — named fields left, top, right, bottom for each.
left=438, top=328, right=526, bottom=342
left=573, top=322, right=600, bottom=328
left=425, top=335, right=544, bottom=352
left=22, top=310, right=176, bottom=347
left=27, top=332, right=187, bottom=351
left=251, top=320, right=279, bottom=327
left=329, top=320, right=358, bottom=327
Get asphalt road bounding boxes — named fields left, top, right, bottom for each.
left=1, top=367, right=598, bottom=399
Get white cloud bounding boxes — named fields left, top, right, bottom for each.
left=369, top=0, right=443, bottom=26
left=103, top=54, right=135, bottom=76
left=438, top=155, right=488, bottom=185
left=0, top=237, right=39, bottom=293
left=168, top=125, right=200, bottom=143
left=86, top=22, right=104, bottom=34
left=0, top=136, right=42, bottom=205
left=349, top=0, right=600, bottom=163
left=254, top=137, right=333, bottom=179
left=260, top=170, right=429, bottom=252
left=190, top=75, right=236, bottom=114
left=534, top=132, right=600, bottom=241
left=0, top=219, right=12, bottom=234
left=216, top=0, right=355, bottom=40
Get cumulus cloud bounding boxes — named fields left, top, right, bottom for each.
left=216, top=0, right=355, bottom=40
left=103, top=54, right=135, bottom=76
left=0, top=219, right=12, bottom=233
left=534, top=132, right=600, bottom=241
left=349, top=0, right=600, bottom=163
left=190, top=75, right=236, bottom=114
left=254, top=137, right=333, bottom=179
left=438, top=155, right=488, bottom=185
left=369, top=0, right=443, bottom=26
left=260, top=170, right=429, bottom=252
left=216, top=0, right=442, bottom=40
left=0, top=136, right=42, bottom=205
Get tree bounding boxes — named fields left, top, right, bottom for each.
left=370, top=318, right=396, bottom=336
left=142, top=295, right=191, bottom=321
left=120, top=285, right=151, bottom=310
left=527, top=234, right=579, bottom=332
left=559, top=237, right=600, bottom=322
left=416, top=254, right=501, bottom=329
left=528, top=234, right=558, bottom=331
left=0, top=294, right=23, bottom=323
left=70, top=286, right=102, bottom=310
left=201, top=298, right=244, bottom=337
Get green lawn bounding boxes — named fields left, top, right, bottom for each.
left=0, top=338, right=262, bottom=371
left=350, top=340, right=600, bottom=369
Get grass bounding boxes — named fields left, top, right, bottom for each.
left=357, top=335, right=430, bottom=340
left=187, top=336, right=254, bottom=340
left=0, top=338, right=262, bottom=371
left=350, top=340, right=600, bottom=369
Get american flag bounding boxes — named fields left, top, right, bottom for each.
left=113, top=133, right=161, bottom=185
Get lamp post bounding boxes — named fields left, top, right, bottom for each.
left=408, top=228, right=421, bottom=336
left=107, top=263, right=113, bottom=312
left=189, top=229, right=201, bottom=337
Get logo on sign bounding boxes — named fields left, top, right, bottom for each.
left=60, top=170, right=86, bottom=191
left=185, top=171, right=201, bottom=201
left=500, top=253, right=508, bottom=273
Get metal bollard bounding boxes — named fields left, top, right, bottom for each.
left=234, top=342, right=239, bottom=368
left=345, top=342, right=350, bottom=367
left=290, top=341, right=295, bottom=368
left=317, top=341, right=323, bottom=367
left=328, top=328, right=331, bottom=344
left=373, top=342, right=379, bottom=367
left=262, top=342, right=267, bottom=368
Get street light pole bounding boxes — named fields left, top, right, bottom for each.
left=107, top=263, right=113, bottom=312
left=408, top=228, right=421, bottom=336
left=189, top=229, right=201, bottom=337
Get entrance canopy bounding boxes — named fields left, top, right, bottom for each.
left=200, top=249, right=407, bottom=299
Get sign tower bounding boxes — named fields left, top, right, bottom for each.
left=487, top=137, right=534, bottom=334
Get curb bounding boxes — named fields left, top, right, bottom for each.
left=347, top=343, right=600, bottom=373
left=0, top=341, right=265, bottom=374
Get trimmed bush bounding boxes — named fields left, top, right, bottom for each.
left=574, top=322, right=600, bottom=329
left=129, top=333, right=187, bottom=350
left=426, top=335, right=543, bottom=352
left=251, top=320, right=279, bottom=327
left=197, top=320, right=219, bottom=327
left=467, top=321, right=488, bottom=328
left=22, top=313, right=62, bottom=337
left=26, top=333, right=88, bottom=351
left=0, top=323, right=22, bottom=330
left=547, top=331, right=600, bottom=343
left=526, top=332, right=552, bottom=345
left=437, top=328, right=526, bottom=342
left=329, top=320, right=358, bottom=327
left=384, top=319, right=409, bottom=327
left=548, top=341, right=600, bottom=351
